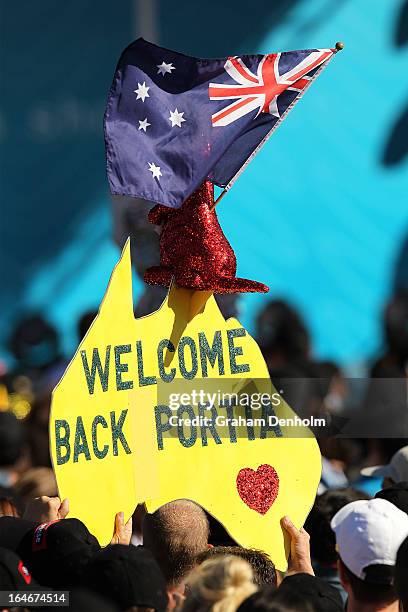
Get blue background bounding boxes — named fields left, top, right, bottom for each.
left=1, top=0, right=408, bottom=368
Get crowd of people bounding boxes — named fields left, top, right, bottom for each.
left=2, top=480, right=408, bottom=611
left=0, top=289, right=407, bottom=610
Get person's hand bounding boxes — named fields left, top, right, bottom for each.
left=111, top=511, right=132, bottom=545
left=23, top=496, right=69, bottom=523
left=169, top=589, right=185, bottom=612
left=281, top=515, right=314, bottom=576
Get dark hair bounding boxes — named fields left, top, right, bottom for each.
left=340, top=560, right=397, bottom=605
left=305, top=487, right=369, bottom=566
left=0, top=411, right=24, bottom=467
left=9, top=314, right=60, bottom=368
left=375, top=481, right=408, bottom=515
left=197, top=546, right=277, bottom=587
left=255, top=300, right=310, bottom=362
left=238, top=586, right=313, bottom=612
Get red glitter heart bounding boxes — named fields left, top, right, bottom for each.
left=236, top=464, right=279, bottom=515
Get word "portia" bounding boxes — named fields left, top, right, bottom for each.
left=80, top=329, right=249, bottom=394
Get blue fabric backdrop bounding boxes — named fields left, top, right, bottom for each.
left=1, top=0, right=408, bottom=366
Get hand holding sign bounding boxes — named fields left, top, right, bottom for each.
left=281, top=516, right=314, bottom=577
left=111, top=511, right=132, bottom=545
left=24, top=496, right=70, bottom=523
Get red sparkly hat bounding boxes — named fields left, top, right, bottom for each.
left=144, top=181, right=269, bottom=294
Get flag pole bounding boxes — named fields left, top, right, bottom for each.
left=214, top=188, right=228, bottom=207
left=210, top=42, right=344, bottom=210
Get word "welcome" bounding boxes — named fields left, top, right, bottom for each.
left=80, top=329, right=249, bottom=395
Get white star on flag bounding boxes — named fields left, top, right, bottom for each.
left=169, top=108, right=186, bottom=128
left=157, top=61, right=175, bottom=76
left=138, top=118, right=151, bottom=132
left=148, top=162, right=162, bottom=180
left=134, top=82, right=150, bottom=102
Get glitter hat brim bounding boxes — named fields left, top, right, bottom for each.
left=144, top=267, right=269, bottom=294
left=197, top=277, right=269, bottom=294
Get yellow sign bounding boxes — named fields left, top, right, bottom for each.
left=50, top=241, right=321, bottom=570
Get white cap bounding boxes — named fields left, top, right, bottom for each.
left=331, top=498, right=408, bottom=580
left=361, top=445, right=408, bottom=481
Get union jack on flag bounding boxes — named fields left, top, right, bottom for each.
left=105, top=39, right=338, bottom=208
left=209, top=50, right=333, bottom=127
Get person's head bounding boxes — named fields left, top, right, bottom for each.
left=85, top=544, right=167, bottom=612
left=339, top=559, right=398, bottom=610
left=18, top=518, right=100, bottom=588
left=142, top=499, right=209, bottom=588
left=337, top=560, right=397, bottom=607
left=9, top=314, right=60, bottom=370
left=361, top=445, right=408, bottom=489
left=375, top=481, right=408, bottom=514
left=331, top=498, right=408, bottom=608
left=238, top=574, right=343, bottom=612
left=237, top=586, right=312, bottom=612
left=255, top=300, right=310, bottom=365
left=396, top=535, right=408, bottom=611
left=305, top=487, right=369, bottom=567
left=0, top=411, right=24, bottom=469
left=0, top=516, right=36, bottom=552
left=279, top=574, right=343, bottom=612
left=0, top=546, right=43, bottom=592
left=197, top=546, right=276, bottom=587
left=15, top=467, right=58, bottom=506
left=183, top=555, right=256, bottom=612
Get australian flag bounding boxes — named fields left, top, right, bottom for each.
left=105, top=38, right=335, bottom=208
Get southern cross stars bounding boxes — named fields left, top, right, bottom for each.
left=138, top=118, right=150, bottom=132
left=136, top=62, right=181, bottom=184
left=148, top=162, right=162, bottom=180
left=134, top=82, right=150, bottom=102
left=169, top=108, right=186, bottom=128
left=157, top=61, right=175, bottom=76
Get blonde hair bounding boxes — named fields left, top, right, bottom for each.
left=182, top=555, right=257, bottom=612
